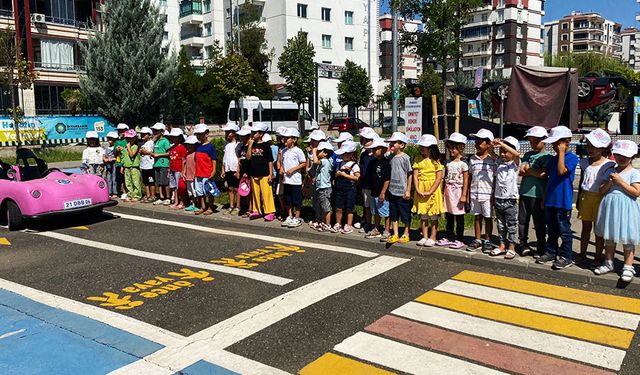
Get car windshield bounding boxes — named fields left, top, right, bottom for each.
left=330, top=118, right=346, bottom=125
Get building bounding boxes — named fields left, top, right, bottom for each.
left=176, top=0, right=226, bottom=70
left=620, top=28, right=639, bottom=71
left=378, top=14, right=422, bottom=84
left=544, top=12, right=622, bottom=58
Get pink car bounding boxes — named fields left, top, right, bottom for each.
left=0, top=149, right=117, bottom=230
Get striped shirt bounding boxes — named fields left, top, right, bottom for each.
left=468, top=154, right=496, bottom=200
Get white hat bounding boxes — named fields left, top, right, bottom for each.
left=163, top=130, right=170, bottom=136
left=309, top=129, right=326, bottom=141
left=317, top=141, right=334, bottom=152
left=611, top=140, right=638, bottom=158
left=169, top=128, right=184, bottom=137
left=193, top=124, right=209, bottom=134
left=333, top=132, right=354, bottom=144
left=470, top=128, right=495, bottom=141
left=222, top=122, right=240, bottom=132
left=584, top=128, right=611, bottom=149
left=106, top=131, right=118, bottom=139
left=85, top=131, right=99, bottom=139
left=184, top=135, right=198, bottom=145
left=262, top=133, right=272, bottom=142
left=524, top=126, right=548, bottom=139
left=236, top=125, right=252, bottom=136
left=284, top=128, right=300, bottom=138
left=365, top=137, right=389, bottom=149
left=275, top=126, right=288, bottom=136
left=139, top=127, right=152, bottom=135
left=387, top=131, right=409, bottom=144
left=417, top=134, right=437, bottom=148
left=151, top=122, right=166, bottom=131
left=116, top=123, right=129, bottom=130
left=446, top=132, right=467, bottom=144
left=335, top=140, right=358, bottom=155
left=359, top=127, right=378, bottom=140
left=251, top=122, right=269, bottom=132
left=543, top=125, right=573, bottom=144
left=502, top=136, right=521, bottom=152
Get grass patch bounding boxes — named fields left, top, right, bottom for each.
left=3, top=148, right=83, bottom=165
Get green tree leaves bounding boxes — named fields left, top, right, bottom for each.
left=337, top=60, right=373, bottom=112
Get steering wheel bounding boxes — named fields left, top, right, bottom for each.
left=41, top=168, right=62, bottom=177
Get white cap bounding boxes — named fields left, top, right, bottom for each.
left=387, top=131, right=409, bottom=144
left=333, top=132, right=354, bottom=144
left=309, top=129, right=326, bottom=141
left=359, top=127, right=378, bottom=140
left=275, top=126, right=288, bottom=136
left=470, top=128, right=495, bottom=141
left=222, top=122, right=240, bottom=132
left=106, top=131, right=118, bottom=139
left=335, top=140, right=358, bottom=155
left=543, top=125, right=573, bottom=144
left=284, top=128, right=300, bottom=138
left=169, top=128, right=184, bottom=137
left=502, top=136, right=521, bottom=152
left=151, top=122, right=166, bottom=131
left=193, top=124, right=209, bottom=134
left=184, top=135, right=198, bottom=145
left=446, top=132, right=467, bottom=144
left=585, top=128, right=611, bottom=149
left=611, top=140, right=638, bottom=158
left=262, top=133, right=272, bottom=142
left=236, top=125, right=252, bottom=136
left=365, top=137, right=389, bottom=149
left=251, top=122, right=269, bottom=132
left=85, top=131, right=99, bottom=139
left=317, top=141, right=334, bottom=152
left=139, top=127, right=152, bottom=135
left=417, top=134, right=437, bottom=148
left=524, top=126, right=548, bottom=139
left=163, top=130, right=170, bottom=136
left=116, top=123, right=129, bottom=130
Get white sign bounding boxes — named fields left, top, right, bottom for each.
left=404, top=97, right=423, bottom=143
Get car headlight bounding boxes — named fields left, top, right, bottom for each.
left=31, top=190, right=41, bottom=198
left=98, top=181, right=106, bottom=189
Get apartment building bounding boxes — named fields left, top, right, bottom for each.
left=544, top=12, right=622, bottom=57
left=378, top=14, right=422, bottom=84
left=176, top=0, right=225, bottom=70
left=620, top=28, right=639, bottom=71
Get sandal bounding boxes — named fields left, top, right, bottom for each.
left=489, top=248, right=505, bottom=257
left=504, top=250, right=516, bottom=260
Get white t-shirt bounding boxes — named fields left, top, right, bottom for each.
left=580, top=158, right=616, bottom=193
left=338, top=161, right=361, bottom=177
left=468, top=154, right=496, bottom=200
left=494, top=158, right=519, bottom=199
left=445, top=160, right=469, bottom=186
left=223, top=141, right=239, bottom=172
left=282, top=146, right=306, bottom=185
left=140, top=140, right=155, bottom=170
left=82, top=147, right=104, bottom=165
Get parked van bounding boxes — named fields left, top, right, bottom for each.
left=227, top=97, right=319, bottom=132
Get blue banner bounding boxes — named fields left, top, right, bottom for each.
left=0, top=116, right=115, bottom=142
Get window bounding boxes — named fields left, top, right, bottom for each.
left=481, top=57, right=488, bottom=66
left=466, top=59, right=473, bottom=67
left=496, top=26, right=504, bottom=38
left=562, top=22, right=569, bottom=30
left=35, top=85, right=83, bottom=115
left=561, top=34, right=569, bottom=41
left=496, top=56, right=503, bottom=67
left=498, top=0, right=505, bottom=7
left=497, top=10, right=504, bottom=22
left=159, top=0, right=167, bottom=6
left=321, top=7, right=331, bottom=22
left=517, top=26, right=522, bottom=37
left=204, top=0, right=211, bottom=13
left=496, top=42, right=504, bottom=52
left=481, top=43, right=488, bottom=51
left=516, top=55, right=521, bottom=65
left=204, top=23, right=212, bottom=36
left=517, top=10, right=522, bottom=23
left=481, top=13, right=488, bottom=22
left=345, top=37, right=354, bottom=50
left=226, top=8, right=231, bottom=18
left=467, top=44, right=473, bottom=52
left=322, top=34, right=332, bottom=49
left=163, top=31, right=168, bottom=40
left=297, top=3, right=307, bottom=18
left=205, top=46, right=214, bottom=59
left=516, top=41, right=522, bottom=52
left=561, top=45, right=568, bottom=52
left=163, top=14, right=168, bottom=23
left=345, top=11, right=353, bottom=25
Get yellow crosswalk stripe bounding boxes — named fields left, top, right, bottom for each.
left=416, top=290, right=635, bottom=349
left=453, top=270, right=640, bottom=315
left=71, top=226, right=89, bottom=230
left=0, top=237, right=10, bottom=246
left=299, top=353, right=396, bottom=375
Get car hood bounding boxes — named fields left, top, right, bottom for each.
left=22, top=172, right=108, bottom=200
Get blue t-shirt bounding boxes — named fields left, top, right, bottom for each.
left=316, top=158, right=332, bottom=189
left=545, top=152, right=579, bottom=210
left=270, top=144, right=279, bottom=177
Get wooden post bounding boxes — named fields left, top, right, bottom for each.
left=431, top=95, right=439, bottom=141
left=455, top=95, right=460, bottom=133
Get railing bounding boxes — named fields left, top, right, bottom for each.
left=180, top=1, right=203, bottom=18
left=0, top=9, right=13, bottom=18
left=34, top=62, right=86, bottom=72
left=43, top=15, right=88, bottom=29
left=181, top=31, right=203, bottom=40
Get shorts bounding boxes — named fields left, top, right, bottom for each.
left=421, top=214, right=441, bottom=221
left=225, top=171, right=240, bottom=189
left=577, top=191, right=602, bottom=222
left=362, top=189, right=372, bottom=208
left=194, top=177, right=209, bottom=197
left=141, top=169, right=155, bottom=185
left=335, top=187, right=356, bottom=211
left=370, top=196, right=390, bottom=218
left=388, top=194, right=412, bottom=224
left=314, top=187, right=332, bottom=214
left=186, top=180, right=196, bottom=197
left=470, top=198, right=492, bottom=218
left=115, top=165, right=125, bottom=184
left=169, top=171, right=181, bottom=189
left=283, top=184, right=303, bottom=208
left=154, top=167, right=170, bottom=187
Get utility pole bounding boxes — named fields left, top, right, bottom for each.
left=391, top=2, right=399, bottom=133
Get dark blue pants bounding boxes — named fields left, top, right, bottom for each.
left=545, top=207, right=573, bottom=261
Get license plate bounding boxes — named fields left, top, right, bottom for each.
left=63, top=198, right=92, bottom=210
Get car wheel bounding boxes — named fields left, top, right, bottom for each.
left=6, top=201, right=24, bottom=231
left=577, top=79, right=594, bottom=102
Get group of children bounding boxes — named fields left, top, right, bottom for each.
left=83, top=122, right=640, bottom=281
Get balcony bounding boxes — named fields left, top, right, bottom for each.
left=34, top=61, right=85, bottom=72
left=180, top=1, right=203, bottom=24
left=180, top=31, right=204, bottom=47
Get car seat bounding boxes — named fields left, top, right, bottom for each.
left=16, top=148, right=48, bottom=181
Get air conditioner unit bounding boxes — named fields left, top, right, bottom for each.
left=31, top=13, right=45, bottom=23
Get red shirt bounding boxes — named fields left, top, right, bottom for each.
left=169, top=144, right=187, bottom=172
left=195, top=143, right=218, bottom=178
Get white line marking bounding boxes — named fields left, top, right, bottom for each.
left=435, top=279, right=640, bottom=330
left=203, top=350, right=291, bottom=375
left=393, top=302, right=626, bottom=371
left=110, top=211, right=379, bottom=258
left=335, top=332, right=508, bottom=375
left=111, top=255, right=410, bottom=374
left=0, top=329, right=26, bottom=340
left=0, top=278, right=185, bottom=347
left=37, top=231, right=292, bottom=286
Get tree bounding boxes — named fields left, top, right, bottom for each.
left=167, top=47, right=202, bottom=125
left=319, top=97, right=333, bottom=121
left=0, top=28, right=37, bottom=147
left=337, top=60, right=373, bottom=117
left=80, top=0, right=177, bottom=126
left=237, top=3, right=275, bottom=99
left=547, top=52, right=640, bottom=83
left=418, top=64, right=443, bottom=98
left=382, top=84, right=410, bottom=107
left=61, top=89, right=86, bottom=116
left=277, top=31, right=316, bottom=135
left=207, top=52, right=256, bottom=125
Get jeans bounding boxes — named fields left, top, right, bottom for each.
left=104, top=164, right=117, bottom=196
left=545, top=207, right=573, bottom=261
left=518, top=196, right=546, bottom=254
left=445, top=213, right=465, bottom=241
left=495, top=198, right=518, bottom=246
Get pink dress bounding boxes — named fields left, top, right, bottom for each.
left=444, top=160, right=468, bottom=215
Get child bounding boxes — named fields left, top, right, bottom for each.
left=222, top=122, right=241, bottom=214
left=122, top=129, right=142, bottom=202
left=333, top=140, right=361, bottom=234
left=183, top=135, right=199, bottom=211
left=437, top=132, right=468, bottom=249
left=82, top=131, right=104, bottom=175
left=594, top=140, right=640, bottom=282
left=412, top=133, right=443, bottom=247
left=332, top=132, right=354, bottom=173
left=519, top=126, right=552, bottom=257
left=537, top=126, right=579, bottom=270
left=103, top=131, right=118, bottom=198
left=577, top=128, right=613, bottom=264
left=467, top=129, right=497, bottom=252
left=490, top=136, right=521, bottom=260
left=305, top=130, right=327, bottom=227
left=151, top=123, right=171, bottom=205
left=280, top=128, right=307, bottom=228
left=139, top=127, right=156, bottom=203
left=236, top=125, right=253, bottom=216
left=358, top=127, right=379, bottom=234
left=193, top=124, right=218, bottom=215
left=386, top=132, right=413, bottom=244
left=114, top=123, right=129, bottom=198
left=364, top=138, right=391, bottom=241
left=247, top=122, right=276, bottom=221
left=274, top=128, right=288, bottom=220
left=311, top=141, right=334, bottom=231
left=168, top=128, right=187, bottom=209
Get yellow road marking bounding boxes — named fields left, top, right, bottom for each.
left=416, top=290, right=634, bottom=349
left=453, top=270, right=640, bottom=315
left=71, top=226, right=89, bottom=230
left=299, top=353, right=396, bottom=375
left=0, top=237, right=10, bottom=246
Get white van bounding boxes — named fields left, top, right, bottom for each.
left=227, top=97, right=319, bottom=131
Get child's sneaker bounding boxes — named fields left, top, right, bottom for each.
left=417, top=238, right=428, bottom=247
left=331, top=224, right=342, bottom=233
left=380, top=231, right=391, bottom=242
left=318, top=223, right=331, bottom=232
left=163, top=199, right=171, bottom=206
left=482, top=240, right=494, bottom=254
left=353, top=222, right=362, bottom=230
left=436, top=238, right=452, bottom=247
left=153, top=199, right=164, bottom=206
left=230, top=207, right=240, bottom=215
left=552, top=256, right=573, bottom=270
left=365, top=228, right=381, bottom=239
left=341, top=225, right=354, bottom=234
left=282, top=216, right=293, bottom=227
left=249, top=212, right=261, bottom=220
left=467, top=239, right=483, bottom=252
left=594, top=261, right=615, bottom=275
left=449, top=241, right=465, bottom=250
left=120, top=193, right=128, bottom=200
left=184, top=204, right=197, bottom=212
left=264, top=213, right=275, bottom=222
left=423, top=239, right=436, bottom=247
left=621, top=265, right=636, bottom=282
left=288, top=218, right=303, bottom=228
left=536, top=253, right=555, bottom=264
left=387, top=234, right=399, bottom=244
left=398, top=234, right=410, bottom=244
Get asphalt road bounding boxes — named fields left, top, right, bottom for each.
left=1, top=205, right=640, bottom=374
